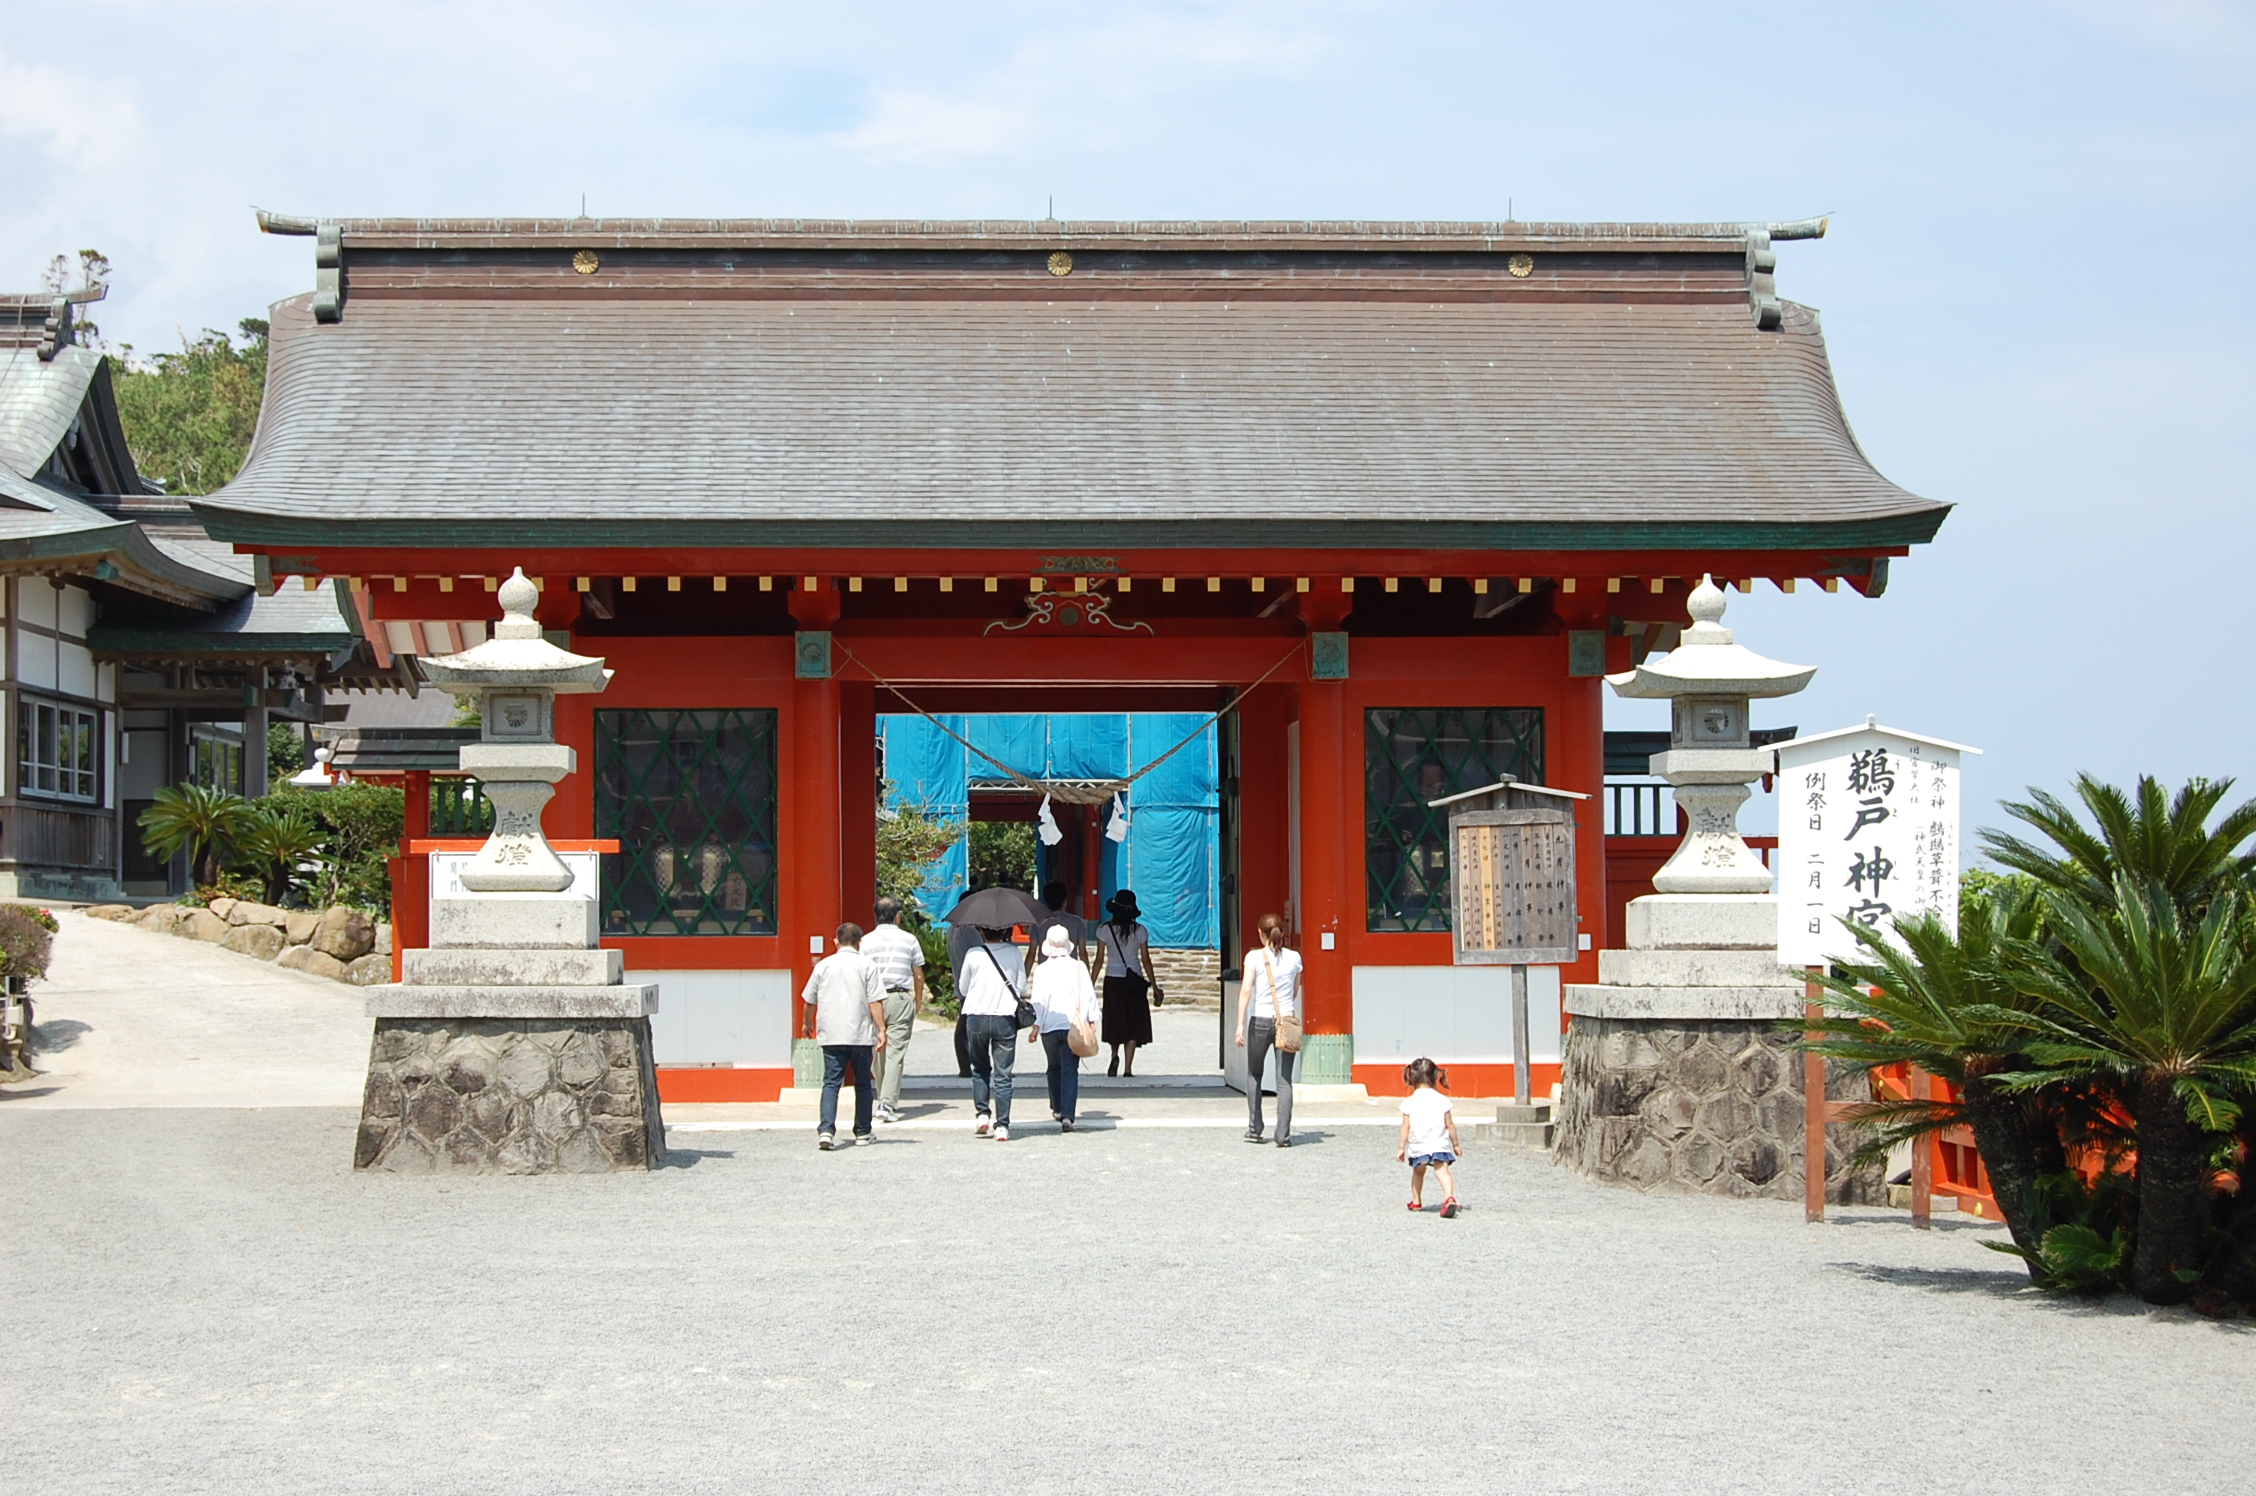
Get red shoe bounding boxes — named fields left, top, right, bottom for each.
left=1440, top=1197, right=1459, bottom=1219
left=1407, top=1201, right=1422, bottom=1212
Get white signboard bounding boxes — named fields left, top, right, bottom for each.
left=429, top=850, right=600, bottom=902
left=1774, top=719, right=1980, bottom=969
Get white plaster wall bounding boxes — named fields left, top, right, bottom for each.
left=19, top=576, right=55, bottom=630
left=633, top=968, right=793, bottom=1067
left=1351, top=964, right=1563, bottom=1065
left=17, top=627, right=56, bottom=689
left=57, top=583, right=93, bottom=638
left=59, top=640, right=95, bottom=699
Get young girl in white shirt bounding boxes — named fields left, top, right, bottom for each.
left=1395, top=1057, right=1460, bottom=1217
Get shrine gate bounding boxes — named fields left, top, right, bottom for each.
left=196, top=212, right=1947, bottom=1101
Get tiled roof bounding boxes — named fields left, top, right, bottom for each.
left=199, top=291, right=1944, bottom=551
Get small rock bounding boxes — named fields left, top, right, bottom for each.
left=310, top=906, right=376, bottom=961
left=180, top=909, right=232, bottom=943
left=277, top=945, right=350, bottom=982
left=345, top=952, right=392, bottom=986
left=220, top=923, right=287, bottom=961
left=374, top=923, right=393, bottom=956
left=84, top=904, right=137, bottom=922
left=227, top=901, right=288, bottom=928
left=136, top=905, right=187, bottom=934
left=284, top=910, right=320, bottom=946
left=208, top=897, right=238, bottom=920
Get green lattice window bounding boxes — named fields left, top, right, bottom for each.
left=1365, top=707, right=1545, bottom=932
left=596, top=709, right=778, bottom=936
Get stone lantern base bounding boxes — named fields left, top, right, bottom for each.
left=1558, top=895, right=1882, bottom=1203
left=355, top=893, right=665, bottom=1173
left=355, top=1016, right=664, bottom=1173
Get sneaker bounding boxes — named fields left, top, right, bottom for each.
left=1276, top=1137, right=1292, bottom=1148
left=854, top=1133, right=872, bottom=1146
left=817, top=1133, right=835, bottom=1151
left=1059, top=1117, right=1076, bottom=1132
left=1243, top=1131, right=1265, bottom=1143
left=975, top=1117, right=992, bottom=1137
left=877, top=1104, right=899, bottom=1124
left=993, top=1124, right=1011, bottom=1142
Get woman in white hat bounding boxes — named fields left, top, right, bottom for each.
left=1029, top=922, right=1101, bottom=1129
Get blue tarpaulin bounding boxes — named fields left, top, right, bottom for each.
left=878, top=713, right=1219, bottom=948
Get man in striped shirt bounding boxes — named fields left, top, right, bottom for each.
left=860, top=897, right=927, bottom=1124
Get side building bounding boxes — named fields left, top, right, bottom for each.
left=0, top=285, right=388, bottom=899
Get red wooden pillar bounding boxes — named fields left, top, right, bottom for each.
left=788, top=584, right=843, bottom=1041
left=840, top=680, right=877, bottom=929
left=391, top=769, right=433, bottom=982
left=1235, top=684, right=1292, bottom=958
left=1296, top=591, right=1353, bottom=1080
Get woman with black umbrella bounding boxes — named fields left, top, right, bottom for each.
left=1097, top=889, right=1164, bottom=1078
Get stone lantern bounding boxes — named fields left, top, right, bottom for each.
left=418, top=569, right=609, bottom=897
left=1556, top=575, right=1876, bottom=1205
left=353, top=568, right=665, bottom=1175
left=1605, top=574, right=1815, bottom=894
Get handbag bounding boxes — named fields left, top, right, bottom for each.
left=1260, top=947, right=1304, bottom=1053
left=1068, top=1001, right=1100, bottom=1059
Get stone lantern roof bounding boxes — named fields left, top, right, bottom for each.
left=418, top=569, right=609, bottom=693
left=1606, top=575, right=1815, bottom=700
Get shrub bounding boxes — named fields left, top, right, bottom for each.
left=0, top=905, right=56, bottom=983
left=268, top=783, right=404, bottom=915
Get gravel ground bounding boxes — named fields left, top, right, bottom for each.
left=5, top=1105, right=2250, bottom=1495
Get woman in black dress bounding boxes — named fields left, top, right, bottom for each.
left=1096, top=890, right=1164, bottom=1078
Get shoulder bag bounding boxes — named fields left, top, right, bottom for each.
left=1105, top=922, right=1152, bottom=1003
left=985, top=946, right=1037, bottom=1031
left=1067, top=972, right=1101, bottom=1058
left=1260, top=947, right=1303, bottom=1053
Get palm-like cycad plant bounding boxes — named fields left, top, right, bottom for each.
left=1803, top=885, right=2063, bottom=1256
left=2004, top=876, right=2256, bottom=1304
left=138, top=784, right=255, bottom=888
left=1983, top=774, right=2256, bottom=917
left=233, top=804, right=325, bottom=905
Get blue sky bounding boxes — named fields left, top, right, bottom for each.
left=3, top=1, right=2250, bottom=849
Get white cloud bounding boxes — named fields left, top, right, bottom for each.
left=0, top=47, right=144, bottom=168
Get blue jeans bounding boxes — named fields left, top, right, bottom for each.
left=820, top=1045, right=874, bottom=1138
left=1041, top=1029, right=1081, bottom=1121
left=965, top=1013, right=1017, bottom=1127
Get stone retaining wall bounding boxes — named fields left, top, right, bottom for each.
left=1554, top=1013, right=1885, bottom=1204
left=356, top=1017, right=665, bottom=1172
left=86, top=899, right=392, bottom=985
left=1149, top=948, right=1222, bottom=1005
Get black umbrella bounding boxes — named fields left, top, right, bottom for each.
left=942, top=886, right=1049, bottom=929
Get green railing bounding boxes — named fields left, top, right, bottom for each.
left=431, top=778, right=495, bottom=836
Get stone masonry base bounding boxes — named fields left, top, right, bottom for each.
left=356, top=1017, right=666, bottom=1173
left=1555, top=1014, right=1883, bottom=1203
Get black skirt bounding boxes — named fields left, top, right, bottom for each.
left=1101, top=974, right=1153, bottom=1046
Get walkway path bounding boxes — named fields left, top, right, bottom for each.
left=1, top=910, right=370, bottom=1110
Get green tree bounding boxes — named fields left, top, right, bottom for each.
left=110, top=318, right=269, bottom=495
left=875, top=785, right=961, bottom=913
left=268, top=722, right=307, bottom=779
left=138, top=784, right=255, bottom=888
left=969, top=819, right=1035, bottom=891
left=1983, top=775, right=2256, bottom=919
left=270, top=783, right=404, bottom=913
left=2004, top=877, right=2256, bottom=1304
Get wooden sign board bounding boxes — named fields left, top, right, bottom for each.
left=1447, top=808, right=1578, bottom=966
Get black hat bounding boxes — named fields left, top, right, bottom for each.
left=1105, top=890, right=1141, bottom=919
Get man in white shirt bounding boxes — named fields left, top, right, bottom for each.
left=859, top=897, right=926, bottom=1124
left=1233, top=912, right=1305, bottom=1146
left=800, top=922, right=888, bottom=1150
left=956, top=924, right=1025, bottom=1141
